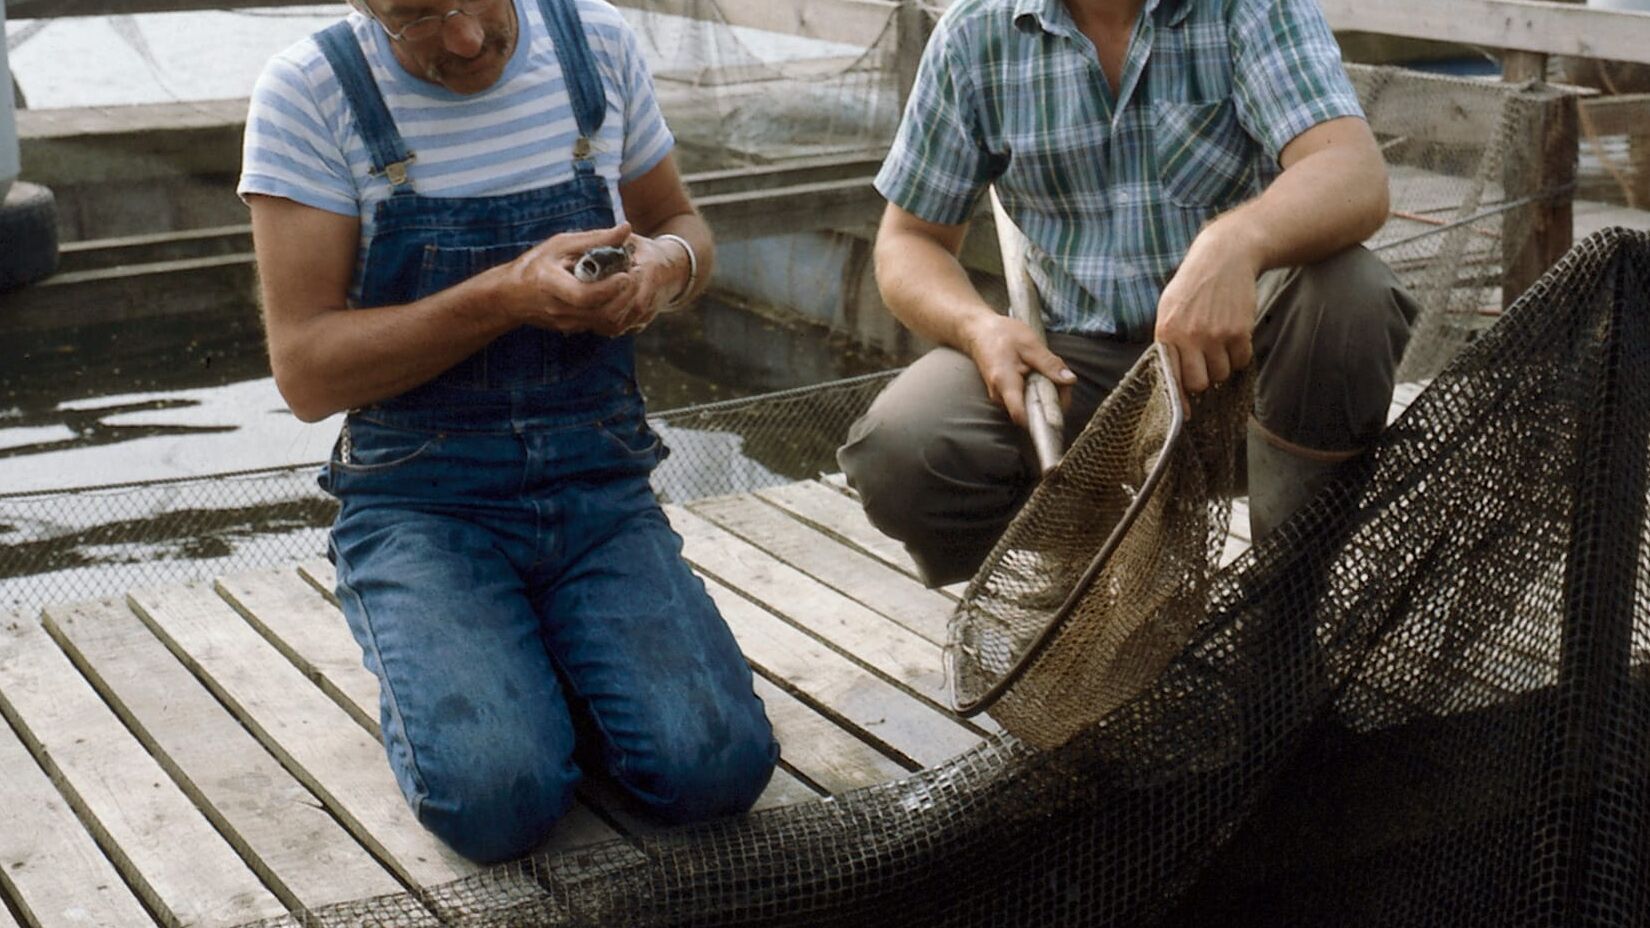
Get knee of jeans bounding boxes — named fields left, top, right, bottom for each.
left=415, top=753, right=581, bottom=864
left=628, top=706, right=777, bottom=826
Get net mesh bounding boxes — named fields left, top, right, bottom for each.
left=0, top=371, right=897, bottom=616
left=946, top=345, right=1246, bottom=748
left=237, top=227, right=1648, bottom=927
left=624, top=0, right=905, bottom=170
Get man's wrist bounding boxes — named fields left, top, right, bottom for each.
left=1197, top=212, right=1268, bottom=277
left=955, top=306, right=1004, bottom=359
left=655, top=233, right=698, bottom=307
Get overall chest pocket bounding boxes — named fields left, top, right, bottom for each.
left=417, top=241, right=528, bottom=296
left=1153, top=99, right=1256, bottom=208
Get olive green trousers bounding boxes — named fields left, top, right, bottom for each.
left=837, top=246, right=1419, bottom=587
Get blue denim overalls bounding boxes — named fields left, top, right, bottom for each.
left=312, top=0, right=775, bottom=865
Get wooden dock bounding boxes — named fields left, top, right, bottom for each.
left=0, top=477, right=1153, bottom=925
left=0, top=381, right=1417, bottom=927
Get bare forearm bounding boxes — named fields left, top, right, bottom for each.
left=874, top=223, right=997, bottom=353
left=267, top=274, right=515, bottom=421
left=1200, top=135, right=1389, bottom=275
left=873, top=204, right=1075, bottom=425
left=1153, top=117, right=1391, bottom=393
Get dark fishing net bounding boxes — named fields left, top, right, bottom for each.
left=242, top=228, right=1649, bottom=927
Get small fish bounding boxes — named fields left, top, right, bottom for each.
left=573, top=244, right=634, bottom=282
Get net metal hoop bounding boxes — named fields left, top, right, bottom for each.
left=948, top=343, right=1187, bottom=717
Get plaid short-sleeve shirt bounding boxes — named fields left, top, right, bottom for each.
left=875, top=0, right=1364, bottom=341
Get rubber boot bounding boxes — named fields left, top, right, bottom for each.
left=1245, top=419, right=1359, bottom=543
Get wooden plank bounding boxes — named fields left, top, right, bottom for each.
left=0, top=653, right=158, bottom=928
left=302, top=556, right=923, bottom=784
left=619, top=0, right=897, bottom=47
left=1230, top=499, right=1253, bottom=545
left=668, top=506, right=953, bottom=705
left=1499, top=49, right=1550, bottom=83
left=703, top=574, right=984, bottom=769
left=9, top=0, right=900, bottom=47
left=756, top=480, right=928, bottom=582
left=0, top=615, right=287, bottom=928
left=696, top=175, right=885, bottom=242
left=40, top=598, right=411, bottom=915
left=123, top=582, right=481, bottom=891
left=297, top=558, right=339, bottom=601
left=57, top=225, right=253, bottom=275
left=1581, top=93, right=1650, bottom=141
left=1320, top=0, right=1650, bottom=66
left=285, top=561, right=846, bottom=839
left=213, top=568, right=380, bottom=735
left=167, top=574, right=620, bottom=855
left=301, top=558, right=976, bottom=774
left=11, top=0, right=322, bottom=16
left=214, top=571, right=646, bottom=851
left=792, top=472, right=970, bottom=594
left=753, top=675, right=910, bottom=790
left=752, top=481, right=967, bottom=598
left=690, top=493, right=954, bottom=645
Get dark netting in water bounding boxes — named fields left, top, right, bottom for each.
left=250, top=227, right=1650, bottom=927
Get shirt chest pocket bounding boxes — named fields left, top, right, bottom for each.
left=1153, top=99, right=1257, bottom=209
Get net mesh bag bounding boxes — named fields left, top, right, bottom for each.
left=243, top=226, right=1649, bottom=927
left=947, top=345, right=1247, bottom=748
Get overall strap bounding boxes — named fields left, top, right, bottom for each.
left=536, top=0, right=606, bottom=166
left=315, top=21, right=418, bottom=189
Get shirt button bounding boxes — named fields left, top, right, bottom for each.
left=1117, top=192, right=1130, bottom=203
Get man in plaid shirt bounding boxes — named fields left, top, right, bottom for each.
left=840, top=0, right=1418, bottom=586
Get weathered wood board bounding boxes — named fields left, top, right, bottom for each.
left=0, top=615, right=286, bottom=928
left=40, top=598, right=410, bottom=914
left=0, top=660, right=159, bottom=928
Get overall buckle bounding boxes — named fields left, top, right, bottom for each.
left=373, top=154, right=418, bottom=187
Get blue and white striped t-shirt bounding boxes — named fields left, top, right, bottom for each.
left=237, top=0, right=673, bottom=300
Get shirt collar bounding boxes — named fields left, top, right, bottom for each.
left=1012, top=0, right=1194, bottom=34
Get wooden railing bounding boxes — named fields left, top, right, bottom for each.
left=1324, top=0, right=1650, bottom=211
left=7, top=0, right=899, bottom=46
left=1320, top=0, right=1650, bottom=67
left=10, top=0, right=1635, bottom=300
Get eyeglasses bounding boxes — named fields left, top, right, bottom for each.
left=366, top=0, right=500, bottom=43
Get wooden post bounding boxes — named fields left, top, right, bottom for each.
left=1631, top=133, right=1650, bottom=211
left=1501, top=49, right=1550, bottom=83
left=895, top=0, right=933, bottom=113
left=1501, top=83, right=1578, bottom=307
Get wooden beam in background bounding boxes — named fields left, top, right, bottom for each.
left=1319, top=0, right=1650, bottom=67
left=1501, top=82, right=1578, bottom=306
left=7, top=0, right=899, bottom=48
left=8, top=0, right=325, bottom=16
left=1581, top=93, right=1650, bottom=138
left=619, top=0, right=897, bottom=47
